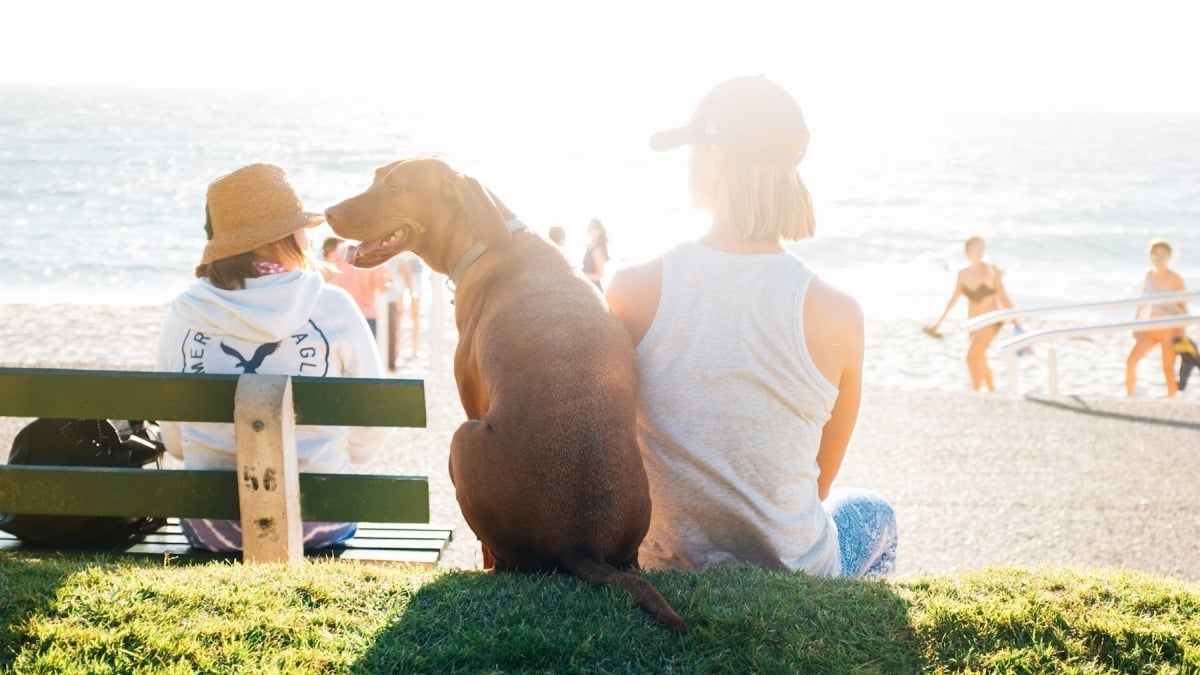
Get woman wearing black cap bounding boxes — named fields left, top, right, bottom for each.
left=607, top=76, right=896, bottom=578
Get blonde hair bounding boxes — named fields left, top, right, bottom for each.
left=716, top=160, right=816, bottom=242
left=1148, top=238, right=1172, bottom=256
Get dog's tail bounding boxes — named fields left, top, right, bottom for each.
left=557, top=542, right=689, bottom=635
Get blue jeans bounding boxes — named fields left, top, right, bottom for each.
left=181, top=518, right=358, bottom=552
left=824, top=488, right=897, bottom=579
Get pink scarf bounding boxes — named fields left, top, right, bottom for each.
left=253, top=260, right=288, bottom=276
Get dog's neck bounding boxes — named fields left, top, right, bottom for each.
left=448, top=218, right=528, bottom=287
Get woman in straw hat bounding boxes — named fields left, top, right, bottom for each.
left=607, top=76, right=896, bottom=578
left=155, top=163, right=390, bottom=552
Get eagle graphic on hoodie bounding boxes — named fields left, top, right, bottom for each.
left=155, top=269, right=391, bottom=474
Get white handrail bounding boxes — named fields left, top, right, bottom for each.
left=1000, top=315, right=1200, bottom=395
left=999, top=315, right=1200, bottom=354
left=963, top=290, right=1200, bottom=332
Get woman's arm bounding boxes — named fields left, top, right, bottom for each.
left=1174, top=272, right=1188, bottom=314
left=815, top=290, right=865, bottom=501
left=993, top=266, right=1015, bottom=312
left=606, top=259, right=662, bottom=346
left=926, top=272, right=963, bottom=331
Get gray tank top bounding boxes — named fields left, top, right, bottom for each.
left=635, top=241, right=841, bottom=574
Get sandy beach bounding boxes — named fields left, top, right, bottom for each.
left=2, top=299, right=1198, bottom=583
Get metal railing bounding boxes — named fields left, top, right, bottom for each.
left=963, top=291, right=1200, bottom=395
left=963, top=290, right=1200, bottom=332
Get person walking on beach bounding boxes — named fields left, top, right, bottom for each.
left=155, top=163, right=390, bottom=552
left=583, top=218, right=610, bottom=290
left=606, top=75, right=896, bottom=579
left=385, top=251, right=425, bottom=368
left=1127, top=238, right=1188, bottom=397
left=924, top=236, right=1015, bottom=392
left=323, top=236, right=390, bottom=339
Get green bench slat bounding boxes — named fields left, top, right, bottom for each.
left=0, top=368, right=426, bottom=427
left=0, top=466, right=430, bottom=522
left=0, top=522, right=451, bottom=566
left=137, top=520, right=452, bottom=544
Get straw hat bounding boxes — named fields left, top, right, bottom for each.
left=200, top=163, right=324, bottom=265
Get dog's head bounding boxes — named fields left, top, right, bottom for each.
left=325, top=157, right=515, bottom=271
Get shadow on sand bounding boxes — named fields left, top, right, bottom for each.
left=1026, top=394, right=1200, bottom=431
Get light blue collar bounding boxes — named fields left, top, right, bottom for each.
left=448, top=218, right=527, bottom=286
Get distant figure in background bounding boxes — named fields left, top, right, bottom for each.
left=156, top=163, right=389, bottom=552
left=924, top=236, right=1015, bottom=392
left=547, top=226, right=567, bottom=248
left=385, top=251, right=425, bottom=368
left=320, top=236, right=344, bottom=281
left=1175, top=335, right=1200, bottom=391
left=323, top=236, right=390, bottom=337
left=1127, top=239, right=1187, bottom=397
left=583, top=218, right=610, bottom=289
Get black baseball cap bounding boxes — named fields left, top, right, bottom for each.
left=649, top=75, right=809, bottom=165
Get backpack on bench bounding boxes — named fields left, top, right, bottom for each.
left=0, top=418, right=166, bottom=547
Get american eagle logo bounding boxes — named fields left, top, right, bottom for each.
left=219, top=341, right=281, bottom=373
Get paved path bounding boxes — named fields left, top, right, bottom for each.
left=385, top=377, right=1200, bottom=583
left=841, top=389, right=1199, bottom=582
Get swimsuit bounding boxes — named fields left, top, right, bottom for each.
left=962, top=284, right=996, bottom=303
left=964, top=273, right=1001, bottom=335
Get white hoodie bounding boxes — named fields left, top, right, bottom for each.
left=155, top=270, right=391, bottom=474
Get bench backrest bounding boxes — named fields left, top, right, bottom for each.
left=0, top=368, right=425, bottom=427
left=0, top=367, right=428, bottom=562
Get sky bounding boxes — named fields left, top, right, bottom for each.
left=3, top=0, right=1200, bottom=119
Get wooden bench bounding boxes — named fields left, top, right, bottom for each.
left=0, top=367, right=452, bottom=566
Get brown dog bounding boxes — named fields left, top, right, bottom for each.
left=325, top=157, right=687, bottom=634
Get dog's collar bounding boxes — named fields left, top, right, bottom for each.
left=448, top=218, right=527, bottom=287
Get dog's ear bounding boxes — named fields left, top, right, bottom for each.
left=373, top=161, right=404, bottom=185
left=446, top=173, right=512, bottom=249
left=485, top=188, right=517, bottom=222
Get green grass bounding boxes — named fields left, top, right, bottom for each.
left=1, top=555, right=1196, bottom=674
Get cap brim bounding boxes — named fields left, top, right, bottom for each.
left=649, top=126, right=693, bottom=152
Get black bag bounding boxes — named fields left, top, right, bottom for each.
left=0, top=418, right=167, bottom=547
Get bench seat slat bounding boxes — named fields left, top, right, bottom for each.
left=0, top=368, right=426, bottom=427
left=0, top=520, right=451, bottom=567
left=0, top=466, right=430, bottom=523
left=141, top=521, right=453, bottom=541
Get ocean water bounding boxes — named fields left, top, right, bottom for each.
left=2, top=86, right=1198, bottom=324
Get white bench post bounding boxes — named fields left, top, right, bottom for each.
left=1047, top=344, right=1059, bottom=396
left=1007, top=351, right=1018, bottom=395
left=234, top=374, right=303, bottom=563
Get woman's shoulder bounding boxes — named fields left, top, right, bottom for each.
left=805, top=277, right=864, bottom=335
left=606, top=258, right=662, bottom=305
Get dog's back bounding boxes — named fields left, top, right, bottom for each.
left=450, top=232, right=651, bottom=568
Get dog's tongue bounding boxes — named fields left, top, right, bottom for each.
left=349, top=230, right=409, bottom=268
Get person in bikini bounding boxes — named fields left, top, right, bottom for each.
left=1126, top=239, right=1187, bottom=397
left=925, top=236, right=1015, bottom=391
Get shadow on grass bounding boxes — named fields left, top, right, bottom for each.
left=0, top=553, right=74, bottom=671
left=1026, top=395, right=1200, bottom=430
left=354, top=567, right=925, bottom=673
